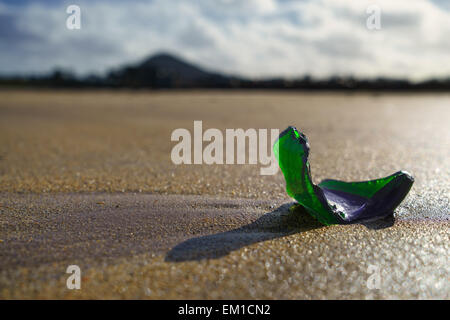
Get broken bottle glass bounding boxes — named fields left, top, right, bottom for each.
left=274, top=126, right=414, bottom=225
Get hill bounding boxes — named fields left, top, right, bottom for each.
left=104, top=53, right=239, bottom=88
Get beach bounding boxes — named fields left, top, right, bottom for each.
left=0, top=90, right=449, bottom=299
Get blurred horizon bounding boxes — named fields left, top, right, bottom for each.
left=1, top=0, right=450, bottom=82
left=2, top=51, right=450, bottom=90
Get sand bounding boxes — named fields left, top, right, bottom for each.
left=0, top=90, right=448, bottom=299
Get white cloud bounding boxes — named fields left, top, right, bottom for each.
left=0, top=0, right=449, bottom=80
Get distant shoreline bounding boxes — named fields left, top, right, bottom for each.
left=2, top=53, right=449, bottom=92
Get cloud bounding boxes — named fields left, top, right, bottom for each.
left=0, top=0, right=449, bottom=80
left=0, top=12, right=41, bottom=43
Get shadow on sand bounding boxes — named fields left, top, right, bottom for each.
left=165, top=203, right=395, bottom=262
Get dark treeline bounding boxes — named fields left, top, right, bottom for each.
left=1, top=53, right=449, bottom=91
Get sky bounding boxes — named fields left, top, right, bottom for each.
left=0, top=0, right=449, bottom=80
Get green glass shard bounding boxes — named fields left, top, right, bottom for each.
left=274, top=126, right=414, bottom=225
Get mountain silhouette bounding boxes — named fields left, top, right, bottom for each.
left=105, top=52, right=238, bottom=88
left=141, top=53, right=216, bottom=81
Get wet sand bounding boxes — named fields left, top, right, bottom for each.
left=0, top=90, right=449, bottom=299
left=0, top=193, right=448, bottom=299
